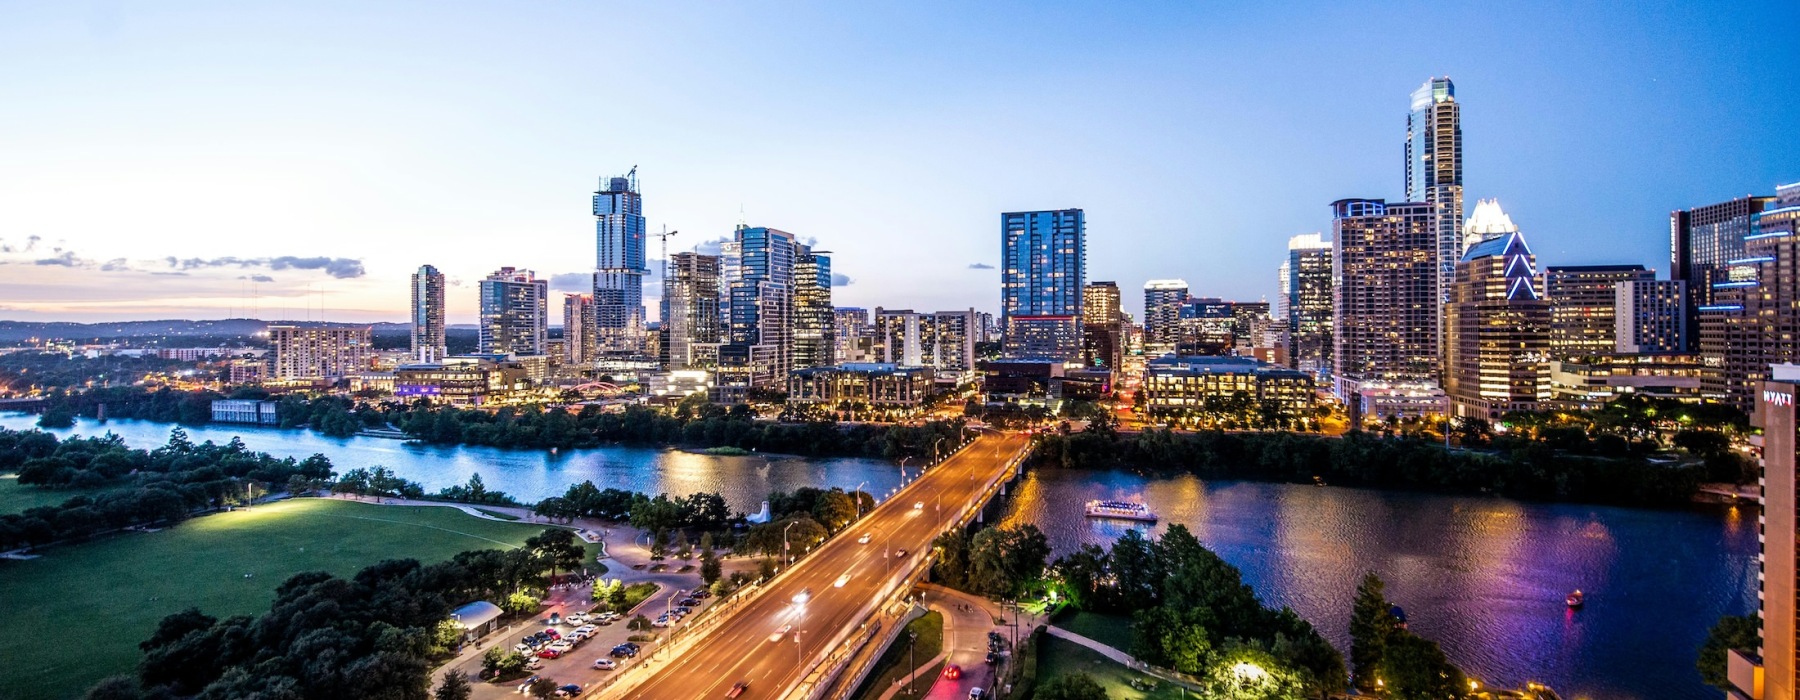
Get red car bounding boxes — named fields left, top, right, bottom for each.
left=942, top=664, right=962, bottom=680
left=542, top=628, right=561, bottom=639
left=538, top=648, right=563, bottom=659
left=726, top=681, right=749, bottom=698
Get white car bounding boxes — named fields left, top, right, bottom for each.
left=592, top=658, right=617, bottom=670
left=652, top=616, right=671, bottom=628
left=574, top=625, right=597, bottom=636
left=913, top=501, right=924, bottom=510
left=549, top=640, right=575, bottom=652
left=566, top=613, right=589, bottom=625
left=857, top=533, right=871, bottom=544
left=834, top=574, right=850, bottom=588
left=769, top=624, right=792, bottom=643
left=792, top=588, right=812, bottom=604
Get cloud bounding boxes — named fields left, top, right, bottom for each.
left=968, top=263, right=995, bottom=270
left=691, top=236, right=731, bottom=256
left=165, top=255, right=366, bottom=279
left=549, top=272, right=592, bottom=292
left=831, top=273, right=854, bottom=287
left=237, top=274, right=275, bottom=283
left=101, top=258, right=131, bottom=272
left=36, top=251, right=85, bottom=267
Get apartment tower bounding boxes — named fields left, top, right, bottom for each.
left=410, top=264, right=446, bottom=363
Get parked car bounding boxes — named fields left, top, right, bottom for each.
left=537, top=648, right=564, bottom=659
left=516, top=675, right=540, bottom=693
left=969, top=689, right=986, bottom=699
left=524, top=657, right=543, bottom=670
left=592, top=658, right=617, bottom=670
left=610, top=645, right=637, bottom=658
left=691, top=590, right=711, bottom=599
left=554, top=683, right=582, bottom=697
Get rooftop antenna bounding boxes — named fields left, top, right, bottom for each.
left=627, top=164, right=638, bottom=192
left=737, top=204, right=747, bottom=232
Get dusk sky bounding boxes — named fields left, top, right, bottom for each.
left=1, top=1, right=1796, bottom=324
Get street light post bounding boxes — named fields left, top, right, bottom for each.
left=783, top=521, right=798, bottom=566
left=907, top=630, right=918, bottom=695
left=932, top=437, right=944, bottom=465
left=853, top=480, right=867, bottom=520
left=899, top=456, right=912, bottom=484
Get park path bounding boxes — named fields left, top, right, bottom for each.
left=1043, top=625, right=1136, bottom=666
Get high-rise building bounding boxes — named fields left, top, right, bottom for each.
left=925, top=310, right=979, bottom=373
left=834, top=308, right=874, bottom=363
left=875, top=308, right=923, bottom=366
left=1143, top=280, right=1189, bottom=346
left=478, top=267, right=549, bottom=357
left=1699, top=183, right=1800, bottom=410
left=1280, top=234, right=1333, bottom=378
left=1405, top=77, right=1464, bottom=309
left=1444, top=229, right=1550, bottom=419
left=1331, top=198, right=1441, bottom=399
left=410, top=264, right=446, bottom=364
left=562, top=293, right=597, bottom=366
left=1461, top=199, right=1515, bottom=251
left=1738, top=367, right=1800, bottom=700
left=661, top=252, right=722, bottom=369
left=721, top=226, right=799, bottom=389
left=269, top=325, right=372, bottom=381
left=1081, top=282, right=1123, bottom=371
left=593, top=172, right=648, bottom=353
left=1230, top=302, right=1272, bottom=352
left=1544, top=264, right=1653, bottom=357
left=1615, top=279, right=1687, bottom=354
left=793, top=248, right=835, bottom=370
left=1001, top=209, right=1085, bottom=355
left=1003, top=315, right=1082, bottom=361
left=1082, top=281, right=1121, bottom=326
left=1673, top=193, right=1777, bottom=350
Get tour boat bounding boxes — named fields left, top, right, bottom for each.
left=1085, top=500, right=1158, bottom=522
left=1565, top=590, right=1584, bottom=608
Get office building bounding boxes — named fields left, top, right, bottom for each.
left=478, top=267, right=548, bottom=357
left=1004, top=315, right=1081, bottom=361
left=562, top=294, right=596, bottom=366
left=1143, top=280, right=1189, bottom=346
left=1141, top=355, right=1317, bottom=428
left=1002, top=209, right=1085, bottom=358
left=1176, top=298, right=1236, bottom=353
left=788, top=363, right=936, bottom=407
left=1733, top=366, right=1800, bottom=700
left=1405, top=76, right=1464, bottom=307
left=1280, top=234, right=1333, bottom=378
left=720, top=226, right=800, bottom=389
left=269, top=325, right=372, bottom=382
left=1544, top=264, right=1653, bottom=357
left=1082, top=281, right=1121, bottom=326
left=874, top=309, right=923, bottom=366
left=593, top=172, right=648, bottom=353
left=1673, top=193, right=1778, bottom=350
left=924, top=310, right=979, bottom=374
left=211, top=399, right=279, bottom=426
left=1081, top=281, right=1124, bottom=371
left=792, top=248, right=835, bottom=370
left=395, top=356, right=530, bottom=406
left=1546, top=353, right=1710, bottom=409
left=1331, top=198, right=1441, bottom=399
left=834, top=308, right=874, bottom=363
left=410, top=264, right=446, bottom=363
left=1460, top=198, right=1515, bottom=251
left=1699, top=183, right=1800, bottom=410
left=661, top=252, right=722, bottom=370
left=1616, top=279, right=1688, bottom=354
left=1230, top=302, right=1272, bottom=351
left=1444, top=230, right=1550, bottom=419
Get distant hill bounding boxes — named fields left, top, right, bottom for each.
left=0, top=319, right=412, bottom=343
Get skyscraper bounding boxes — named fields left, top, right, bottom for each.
left=1280, top=235, right=1333, bottom=378
left=1143, top=280, right=1189, bottom=347
left=269, top=325, right=372, bottom=381
left=1406, top=77, right=1464, bottom=308
left=875, top=308, right=923, bottom=366
left=1081, top=281, right=1124, bottom=370
left=793, top=248, right=835, bottom=370
left=1673, top=193, right=1778, bottom=350
left=478, top=267, right=549, bottom=357
left=661, top=252, right=722, bottom=370
left=410, top=264, right=446, bottom=363
left=834, top=308, right=873, bottom=363
left=1698, top=182, right=1800, bottom=410
left=720, top=226, right=799, bottom=389
left=562, top=293, right=596, bottom=366
left=1331, top=198, right=1441, bottom=399
left=1615, top=279, right=1687, bottom=354
left=593, top=171, right=648, bottom=353
left=1444, top=229, right=1550, bottom=419
left=1002, top=209, right=1085, bottom=360
left=925, top=310, right=979, bottom=372
left=1544, top=264, right=1653, bottom=357
left=1739, top=367, right=1800, bottom=700
left=1082, top=282, right=1121, bottom=326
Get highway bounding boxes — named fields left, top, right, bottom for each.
left=611, top=430, right=1031, bottom=700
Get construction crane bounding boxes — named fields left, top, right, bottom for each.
left=652, top=225, right=678, bottom=311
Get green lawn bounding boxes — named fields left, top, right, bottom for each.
left=0, top=498, right=592, bottom=700
left=852, top=610, right=945, bottom=700
left=0, top=473, right=115, bottom=515
left=1056, top=610, right=1135, bottom=652
left=1036, top=636, right=1194, bottom=700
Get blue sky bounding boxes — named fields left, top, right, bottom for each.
left=0, top=1, right=1795, bottom=322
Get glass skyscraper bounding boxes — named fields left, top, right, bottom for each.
left=1405, top=77, right=1464, bottom=314
left=410, top=264, right=446, bottom=363
left=1001, top=209, right=1085, bottom=360
left=1280, top=234, right=1333, bottom=378
left=593, top=172, right=647, bottom=353
left=478, top=267, right=548, bottom=357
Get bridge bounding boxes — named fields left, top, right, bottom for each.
left=0, top=397, right=47, bottom=413
left=597, top=430, right=1034, bottom=699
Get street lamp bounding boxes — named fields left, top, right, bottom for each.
left=783, top=521, right=798, bottom=565
left=899, top=456, right=912, bottom=484
left=932, top=437, right=945, bottom=465
left=853, top=480, right=867, bottom=520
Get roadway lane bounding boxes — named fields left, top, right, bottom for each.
left=612, top=431, right=1031, bottom=700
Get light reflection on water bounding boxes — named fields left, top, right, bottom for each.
left=1000, top=468, right=1759, bottom=700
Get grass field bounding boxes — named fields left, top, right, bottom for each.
left=851, top=610, right=944, bottom=700
left=1054, top=610, right=1135, bottom=652
left=0, top=474, right=114, bottom=515
left=0, top=498, right=595, bottom=700
left=1035, top=636, right=1193, bottom=700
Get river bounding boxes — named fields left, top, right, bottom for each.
left=2, top=414, right=1758, bottom=698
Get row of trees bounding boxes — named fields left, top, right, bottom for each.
left=1030, top=427, right=1712, bottom=507
left=1048, top=526, right=1347, bottom=696
left=85, top=527, right=588, bottom=700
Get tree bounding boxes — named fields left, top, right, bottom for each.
left=480, top=647, right=508, bottom=678
left=527, top=528, right=586, bottom=581
left=1036, top=672, right=1108, bottom=700
left=527, top=677, right=558, bottom=699
left=700, top=550, right=723, bottom=585
left=931, top=530, right=972, bottom=590
left=1375, top=632, right=1464, bottom=700
left=432, top=619, right=466, bottom=654
left=503, top=591, right=540, bottom=616
left=434, top=670, right=472, bottom=700
left=1202, top=647, right=1309, bottom=700
left=651, top=528, right=671, bottom=560
left=966, top=524, right=1051, bottom=598
left=1349, top=572, right=1397, bottom=688
left=628, top=615, right=651, bottom=631
left=1699, top=614, right=1761, bottom=689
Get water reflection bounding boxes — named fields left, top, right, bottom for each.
left=1003, top=468, right=1757, bottom=700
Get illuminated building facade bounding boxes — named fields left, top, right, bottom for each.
left=1444, top=230, right=1550, bottom=419
left=1002, top=209, right=1084, bottom=358
left=1699, top=183, right=1800, bottom=410
left=1280, top=234, right=1333, bottom=378
left=1330, top=198, right=1440, bottom=399
left=1544, top=264, right=1653, bottom=357
left=410, top=264, right=447, bottom=363
left=477, top=267, right=549, bottom=357
left=593, top=172, right=648, bottom=353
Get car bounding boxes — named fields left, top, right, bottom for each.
left=857, top=533, right=872, bottom=544
left=679, top=597, right=700, bottom=607
left=727, top=682, right=749, bottom=698
left=515, top=642, right=534, bottom=654
left=537, top=648, right=563, bottom=659
left=792, top=587, right=813, bottom=604
left=592, top=658, right=617, bottom=670
left=834, top=573, right=850, bottom=588
left=914, top=501, right=925, bottom=510
left=524, top=657, right=544, bottom=670
left=769, top=624, right=792, bottom=643
left=692, top=590, right=711, bottom=599
left=610, top=646, right=636, bottom=659
left=676, top=606, right=693, bottom=614
left=894, top=549, right=908, bottom=558
left=943, top=664, right=962, bottom=680
left=653, top=616, right=671, bottom=628
left=516, top=675, right=541, bottom=693
left=566, top=613, right=588, bottom=625
left=623, top=642, right=640, bottom=651
left=550, top=640, right=574, bottom=651
left=969, top=689, right=986, bottom=699
left=542, top=628, right=561, bottom=639
left=554, top=683, right=582, bottom=697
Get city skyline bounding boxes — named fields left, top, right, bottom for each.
left=0, top=2, right=1796, bottom=324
